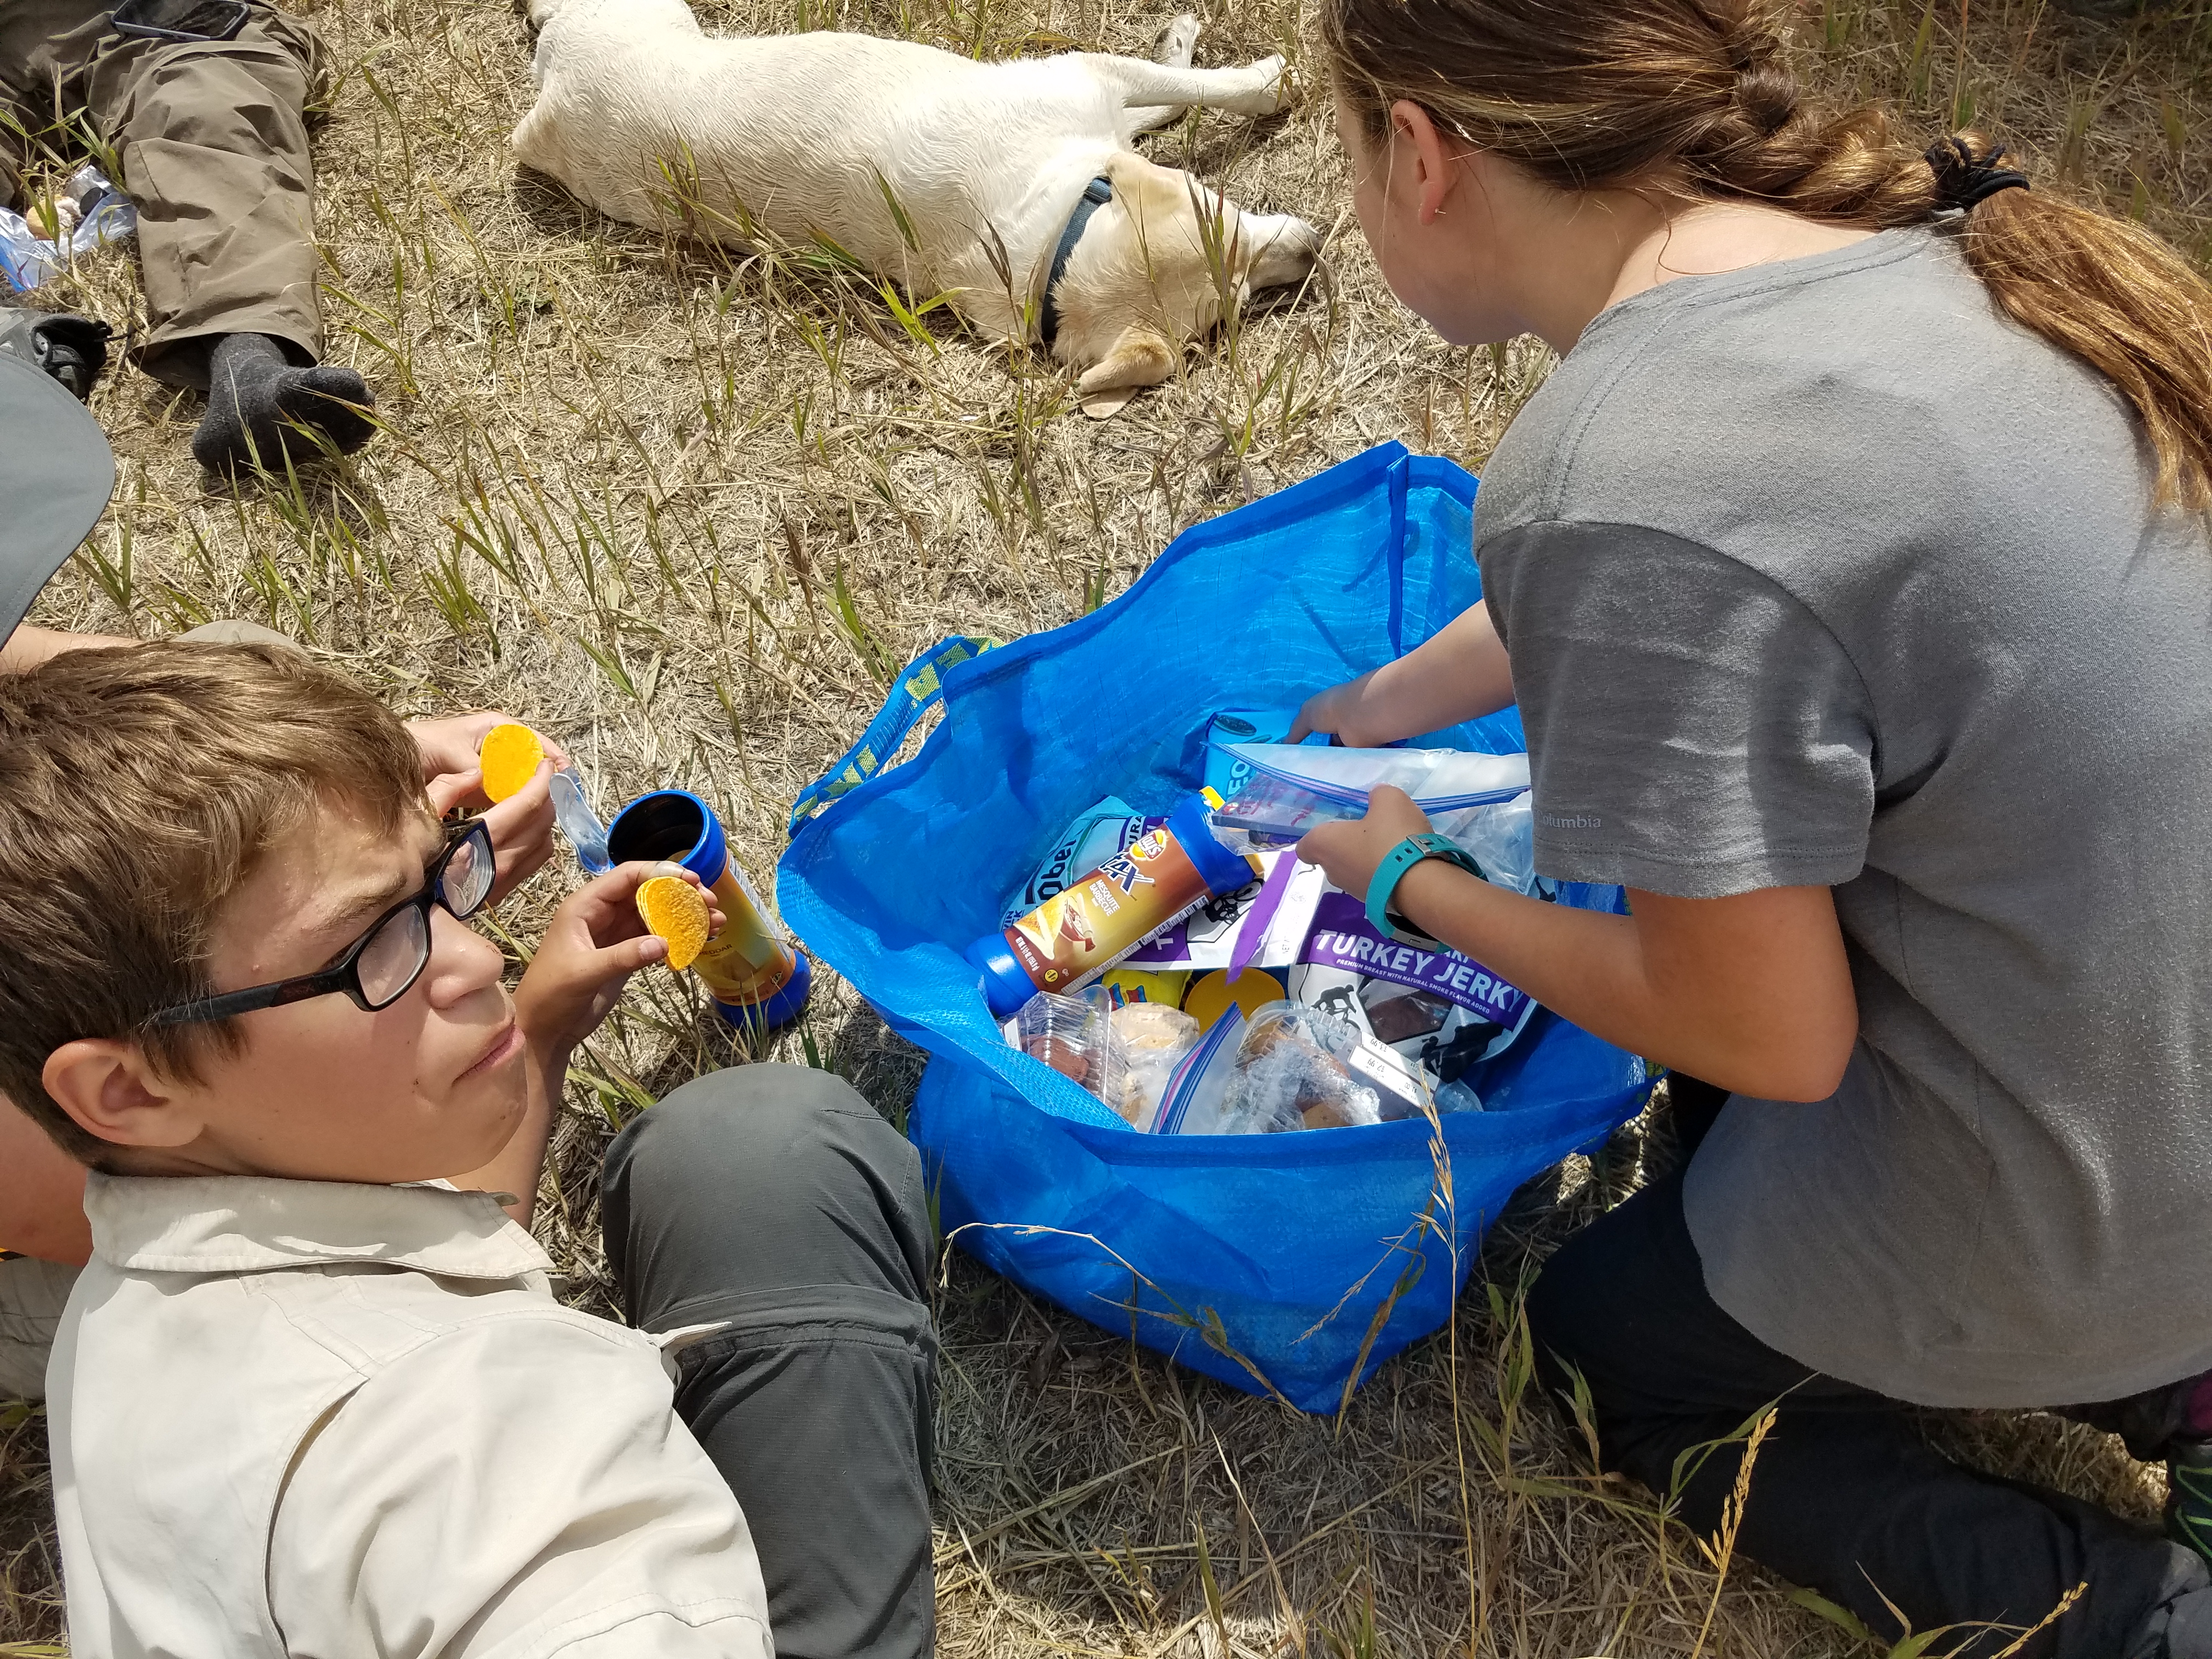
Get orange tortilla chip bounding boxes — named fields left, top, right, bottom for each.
left=637, top=876, right=711, bottom=972
left=477, top=723, right=546, bottom=804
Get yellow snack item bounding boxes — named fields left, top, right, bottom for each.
left=636, top=875, right=712, bottom=972
left=1101, top=967, right=1193, bottom=1007
left=477, top=723, right=546, bottom=804
left=1184, top=967, right=1286, bottom=1031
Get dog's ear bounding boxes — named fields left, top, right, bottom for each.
left=1075, top=323, right=1176, bottom=419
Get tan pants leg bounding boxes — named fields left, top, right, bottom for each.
left=83, top=4, right=332, bottom=387
left=0, top=0, right=115, bottom=207
left=0, top=1255, right=80, bottom=1402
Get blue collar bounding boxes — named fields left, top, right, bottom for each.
left=1040, top=176, right=1113, bottom=350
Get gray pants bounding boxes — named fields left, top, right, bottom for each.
left=604, top=1064, right=939, bottom=1659
left=0, top=1254, right=77, bottom=1401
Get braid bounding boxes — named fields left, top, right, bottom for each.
left=1678, top=14, right=1936, bottom=224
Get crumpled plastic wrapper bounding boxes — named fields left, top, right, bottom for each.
left=1219, top=1002, right=1380, bottom=1133
left=1110, top=1001, right=1200, bottom=1128
left=1016, top=991, right=1126, bottom=1110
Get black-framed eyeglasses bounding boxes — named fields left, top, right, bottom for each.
left=149, top=821, right=497, bottom=1028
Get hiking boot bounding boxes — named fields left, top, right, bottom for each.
left=0, top=306, right=110, bottom=400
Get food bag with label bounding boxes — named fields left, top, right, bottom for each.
left=1208, top=744, right=1530, bottom=849
left=1291, top=890, right=1538, bottom=1073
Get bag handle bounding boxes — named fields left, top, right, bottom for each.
left=1385, top=451, right=1409, bottom=656
left=788, top=634, right=999, bottom=834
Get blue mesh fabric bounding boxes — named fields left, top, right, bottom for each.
left=778, top=443, right=1650, bottom=1413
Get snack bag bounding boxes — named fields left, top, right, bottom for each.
left=1209, top=744, right=1530, bottom=848
left=1300, top=891, right=1538, bottom=1075
left=1201, top=708, right=1300, bottom=799
left=1111, top=1001, right=1201, bottom=1131
left=1150, top=1009, right=1248, bottom=1135
left=1121, top=850, right=1327, bottom=973
left=1217, top=1002, right=1384, bottom=1133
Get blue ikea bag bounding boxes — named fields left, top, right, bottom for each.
left=777, top=442, right=1650, bottom=1414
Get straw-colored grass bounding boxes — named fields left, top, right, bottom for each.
left=3, top=0, right=2209, bottom=1650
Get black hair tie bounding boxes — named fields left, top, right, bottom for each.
left=1925, top=137, right=2030, bottom=211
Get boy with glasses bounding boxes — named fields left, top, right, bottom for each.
left=0, top=319, right=560, bottom=1278
left=0, top=642, right=938, bottom=1657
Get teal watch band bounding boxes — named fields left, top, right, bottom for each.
left=1366, top=833, right=1486, bottom=946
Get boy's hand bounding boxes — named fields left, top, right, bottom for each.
left=515, top=863, right=724, bottom=1060
left=409, top=713, right=569, bottom=905
left=1296, top=785, right=1434, bottom=903
left=1287, top=670, right=1377, bottom=747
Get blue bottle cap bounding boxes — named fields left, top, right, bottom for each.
left=967, top=933, right=1040, bottom=1018
left=605, top=789, right=726, bottom=886
left=1167, top=793, right=1259, bottom=897
left=715, top=950, right=814, bottom=1033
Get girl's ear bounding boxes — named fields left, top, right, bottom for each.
left=42, top=1039, right=201, bottom=1152
left=1389, top=99, right=1462, bottom=227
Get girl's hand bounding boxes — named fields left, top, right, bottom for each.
left=514, top=862, right=724, bottom=1059
left=411, top=713, right=571, bottom=905
left=1287, top=603, right=1517, bottom=748
left=1286, top=670, right=1378, bottom=746
left=1296, top=785, right=1435, bottom=903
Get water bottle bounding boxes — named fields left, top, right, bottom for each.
left=605, top=789, right=812, bottom=1032
left=966, top=793, right=1259, bottom=1018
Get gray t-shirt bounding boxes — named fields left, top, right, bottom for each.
left=1478, top=225, right=2212, bottom=1408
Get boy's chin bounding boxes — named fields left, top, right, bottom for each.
left=405, top=1073, right=528, bottom=1184
left=456, top=1070, right=529, bottom=1152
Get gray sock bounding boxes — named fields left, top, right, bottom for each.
left=191, top=333, right=376, bottom=471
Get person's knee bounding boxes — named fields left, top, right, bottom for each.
left=605, top=1064, right=933, bottom=1324
left=623, top=1062, right=886, bottom=1163
left=1524, top=1221, right=1612, bottom=1396
left=98, top=30, right=319, bottom=142
left=609, top=1064, right=922, bottom=1229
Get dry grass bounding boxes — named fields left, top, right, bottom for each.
left=3, top=0, right=2209, bottom=1650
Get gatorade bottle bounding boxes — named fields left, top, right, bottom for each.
left=967, top=793, right=1260, bottom=1017
left=606, top=789, right=812, bottom=1031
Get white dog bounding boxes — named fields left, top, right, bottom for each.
left=515, top=1, right=1322, bottom=413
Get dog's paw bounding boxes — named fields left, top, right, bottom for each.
left=1248, top=54, right=1290, bottom=114
left=1154, top=13, right=1203, bottom=66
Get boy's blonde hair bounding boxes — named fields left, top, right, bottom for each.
left=0, top=642, right=428, bottom=1165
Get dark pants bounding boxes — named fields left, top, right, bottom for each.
left=1526, top=1079, right=2207, bottom=1659
left=603, top=1064, right=938, bottom=1659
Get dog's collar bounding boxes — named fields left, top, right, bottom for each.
left=1040, top=175, right=1113, bottom=351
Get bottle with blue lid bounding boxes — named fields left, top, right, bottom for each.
left=967, top=792, right=1259, bottom=1018
left=606, top=789, right=812, bottom=1032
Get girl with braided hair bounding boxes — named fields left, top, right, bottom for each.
left=1284, top=2, right=2212, bottom=1653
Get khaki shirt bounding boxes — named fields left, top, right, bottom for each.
left=49, top=1173, right=774, bottom=1658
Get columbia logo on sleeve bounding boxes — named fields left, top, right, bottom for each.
left=1539, top=811, right=1604, bottom=831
